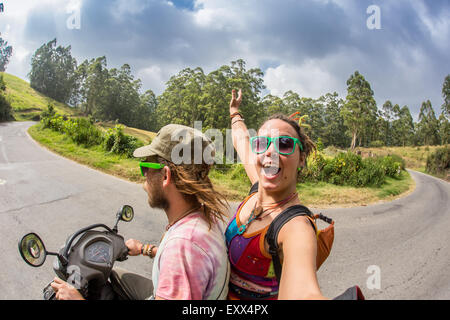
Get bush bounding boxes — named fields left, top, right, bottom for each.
left=369, top=140, right=385, bottom=148
left=65, top=117, right=104, bottom=147
left=0, top=74, right=13, bottom=121
left=103, top=125, right=144, bottom=158
left=41, top=103, right=56, bottom=119
left=426, top=146, right=450, bottom=176
left=358, top=158, right=386, bottom=187
left=301, top=151, right=328, bottom=182
left=299, top=150, right=406, bottom=187
left=41, top=107, right=103, bottom=147
left=0, top=94, right=13, bottom=121
left=327, top=151, right=363, bottom=186
left=388, top=154, right=406, bottom=171
left=230, top=164, right=248, bottom=181
left=48, top=115, right=66, bottom=132
left=316, top=138, right=324, bottom=152
left=374, top=156, right=402, bottom=178
left=39, top=109, right=147, bottom=158
left=41, top=105, right=60, bottom=130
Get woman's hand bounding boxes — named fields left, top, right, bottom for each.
left=126, top=239, right=143, bottom=256
left=229, top=89, right=242, bottom=115
left=51, top=277, right=85, bottom=300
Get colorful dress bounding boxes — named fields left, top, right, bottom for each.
left=225, top=193, right=279, bottom=300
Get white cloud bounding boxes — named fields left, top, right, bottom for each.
left=111, top=0, right=152, bottom=21
left=264, top=60, right=341, bottom=99
left=193, top=0, right=247, bottom=31
left=137, top=64, right=181, bottom=95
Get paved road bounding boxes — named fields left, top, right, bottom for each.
left=316, top=169, right=450, bottom=299
left=1, top=121, right=449, bottom=300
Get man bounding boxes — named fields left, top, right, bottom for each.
left=51, top=124, right=230, bottom=300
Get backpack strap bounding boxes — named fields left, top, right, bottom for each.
left=248, top=181, right=259, bottom=195
left=265, top=205, right=316, bottom=283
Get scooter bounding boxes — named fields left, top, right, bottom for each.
left=18, top=205, right=134, bottom=300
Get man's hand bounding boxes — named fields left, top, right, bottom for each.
left=50, top=277, right=85, bottom=300
left=230, top=89, right=242, bottom=115
left=126, top=238, right=143, bottom=256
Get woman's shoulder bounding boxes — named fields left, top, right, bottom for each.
left=278, top=214, right=316, bottom=245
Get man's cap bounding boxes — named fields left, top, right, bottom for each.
left=133, top=124, right=215, bottom=165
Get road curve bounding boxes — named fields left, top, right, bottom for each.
left=0, top=122, right=168, bottom=299
left=1, top=121, right=449, bottom=300
left=316, top=169, right=450, bottom=299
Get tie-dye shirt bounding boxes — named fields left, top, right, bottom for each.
left=151, top=211, right=230, bottom=300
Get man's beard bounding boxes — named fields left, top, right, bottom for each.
left=148, top=179, right=169, bottom=210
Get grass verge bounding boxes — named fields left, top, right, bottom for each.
left=295, top=171, right=413, bottom=208
left=28, top=124, right=144, bottom=183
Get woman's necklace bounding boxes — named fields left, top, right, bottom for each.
left=165, top=205, right=201, bottom=231
left=237, top=192, right=298, bottom=235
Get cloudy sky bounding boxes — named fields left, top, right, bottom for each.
left=1, top=0, right=449, bottom=120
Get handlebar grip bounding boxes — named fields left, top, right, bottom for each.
left=43, top=283, right=56, bottom=300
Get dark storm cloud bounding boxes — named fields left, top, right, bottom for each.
left=50, top=0, right=235, bottom=74
left=343, top=0, right=449, bottom=117
left=233, top=0, right=354, bottom=62
left=23, top=6, right=58, bottom=48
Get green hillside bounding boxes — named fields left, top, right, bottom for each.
left=0, top=72, right=81, bottom=121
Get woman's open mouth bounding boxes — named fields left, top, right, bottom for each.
left=261, top=164, right=281, bottom=179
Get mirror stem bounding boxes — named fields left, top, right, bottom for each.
left=112, top=215, right=120, bottom=233
left=47, top=251, right=68, bottom=266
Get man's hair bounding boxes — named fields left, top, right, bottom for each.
left=156, top=156, right=229, bottom=228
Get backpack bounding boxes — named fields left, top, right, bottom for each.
left=265, top=205, right=335, bottom=281
left=247, top=182, right=334, bottom=278
left=263, top=201, right=364, bottom=300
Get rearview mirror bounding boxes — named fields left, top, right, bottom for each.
left=18, top=233, right=47, bottom=267
left=120, top=205, right=134, bottom=222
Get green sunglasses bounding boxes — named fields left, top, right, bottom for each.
left=139, top=162, right=165, bottom=176
left=250, top=136, right=303, bottom=155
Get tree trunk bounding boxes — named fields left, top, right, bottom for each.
left=350, top=130, right=357, bottom=150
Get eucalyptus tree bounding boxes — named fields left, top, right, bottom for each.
left=341, top=71, right=377, bottom=149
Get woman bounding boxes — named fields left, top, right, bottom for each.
left=225, top=89, right=327, bottom=300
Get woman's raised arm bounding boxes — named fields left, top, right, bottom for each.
left=229, top=89, right=259, bottom=185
